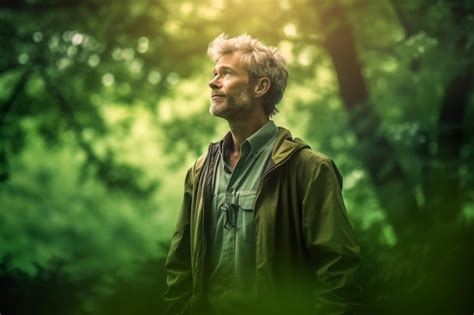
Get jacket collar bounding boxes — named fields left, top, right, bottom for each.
left=270, top=127, right=310, bottom=166
left=194, top=126, right=309, bottom=174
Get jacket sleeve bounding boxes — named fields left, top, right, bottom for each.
left=301, top=158, right=361, bottom=315
left=163, top=168, right=194, bottom=315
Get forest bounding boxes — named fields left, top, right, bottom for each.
left=0, top=0, right=473, bottom=314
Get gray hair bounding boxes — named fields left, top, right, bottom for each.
left=207, top=34, right=288, bottom=116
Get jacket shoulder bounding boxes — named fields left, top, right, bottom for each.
left=292, top=147, right=344, bottom=188
left=293, top=146, right=332, bottom=166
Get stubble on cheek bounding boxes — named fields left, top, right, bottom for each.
left=209, top=97, right=227, bottom=116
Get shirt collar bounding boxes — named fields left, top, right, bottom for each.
left=245, top=120, right=278, bottom=156
left=219, top=120, right=278, bottom=158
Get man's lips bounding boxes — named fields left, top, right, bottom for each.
left=211, top=93, right=225, bottom=98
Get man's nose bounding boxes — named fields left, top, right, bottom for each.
left=209, top=77, right=221, bottom=89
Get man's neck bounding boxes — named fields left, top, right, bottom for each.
left=227, top=116, right=269, bottom=154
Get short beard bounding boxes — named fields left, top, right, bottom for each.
left=227, top=86, right=252, bottom=109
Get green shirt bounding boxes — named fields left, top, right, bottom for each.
left=206, top=120, right=278, bottom=314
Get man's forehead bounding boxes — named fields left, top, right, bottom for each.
left=215, top=51, right=243, bottom=68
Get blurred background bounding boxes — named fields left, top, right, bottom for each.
left=0, top=0, right=473, bottom=314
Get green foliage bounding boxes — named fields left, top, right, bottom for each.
left=0, top=0, right=473, bottom=314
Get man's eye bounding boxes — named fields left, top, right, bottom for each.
left=211, top=70, right=231, bottom=79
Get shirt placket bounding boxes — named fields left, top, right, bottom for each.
left=222, top=146, right=251, bottom=289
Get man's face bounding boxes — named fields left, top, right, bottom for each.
left=209, top=51, right=254, bottom=120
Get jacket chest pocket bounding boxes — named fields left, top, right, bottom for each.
left=238, top=191, right=257, bottom=244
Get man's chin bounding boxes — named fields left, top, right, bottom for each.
left=209, top=104, right=227, bottom=117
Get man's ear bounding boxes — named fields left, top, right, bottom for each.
left=254, top=77, right=271, bottom=98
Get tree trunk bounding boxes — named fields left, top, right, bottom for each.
left=426, top=2, right=472, bottom=224
left=428, top=71, right=471, bottom=223
left=319, top=3, right=420, bottom=237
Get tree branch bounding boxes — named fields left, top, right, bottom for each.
left=38, top=68, right=156, bottom=197
left=388, top=0, right=419, bottom=38
left=0, top=62, right=21, bottom=76
left=0, top=68, right=31, bottom=124
left=39, top=69, right=95, bottom=158
left=0, top=67, right=32, bottom=182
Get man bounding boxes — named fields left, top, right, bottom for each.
left=164, top=34, right=361, bottom=315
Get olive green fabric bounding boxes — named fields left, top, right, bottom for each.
left=164, top=127, right=361, bottom=315
left=207, top=121, right=278, bottom=314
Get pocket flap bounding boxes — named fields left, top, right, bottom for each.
left=238, top=191, right=257, bottom=210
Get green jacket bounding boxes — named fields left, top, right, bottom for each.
left=164, top=127, right=361, bottom=315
